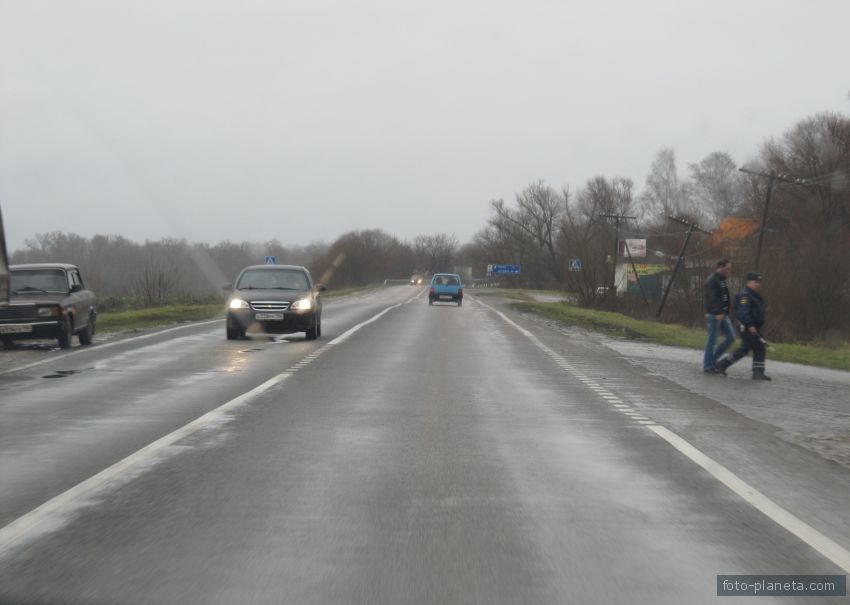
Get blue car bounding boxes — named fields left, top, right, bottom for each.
left=429, top=273, right=463, bottom=306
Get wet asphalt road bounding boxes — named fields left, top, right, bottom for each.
left=0, top=286, right=848, bottom=604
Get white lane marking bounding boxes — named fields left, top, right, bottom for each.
left=650, top=425, right=850, bottom=574
left=474, top=295, right=850, bottom=573
left=0, top=319, right=223, bottom=377
left=0, top=301, right=406, bottom=559
left=0, top=371, right=290, bottom=559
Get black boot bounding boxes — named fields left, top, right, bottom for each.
left=752, top=369, right=772, bottom=381
left=714, top=357, right=731, bottom=376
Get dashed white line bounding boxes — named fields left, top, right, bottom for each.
left=472, top=295, right=850, bottom=574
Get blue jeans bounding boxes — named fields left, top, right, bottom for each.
left=704, top=314, right=735, bottom=371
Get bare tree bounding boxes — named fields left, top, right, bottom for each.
left=688, top=151, right=744, bottom=224
left=135, top=254, right=182, bottom=306
left=640, top=148, right=691, bottom=223
left=491, top=181, right=567, bottom=284
left=561, top=176, right=636, bottom=301
left=413, top=233, right=458, bottom=273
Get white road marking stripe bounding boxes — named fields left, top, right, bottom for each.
left=474, top=295, right=850, bottom=573
left=649, top=425, right=850, bottom=574
left=0, top=302, right=405, bottom=559
left=0, top=319, right=223, bottom=377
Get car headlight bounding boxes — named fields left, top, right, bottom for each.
left=229, top=298, right=250, bottom=310
left=291, top=298, right=313, bottom=311
left=38, top=306, right=60, bottom=318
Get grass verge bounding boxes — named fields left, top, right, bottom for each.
left=96, top=285, right=378, bottom=334
left=97, top=304, right=223, bottom=333
left=324, top=285, right=380, bottom=299
left=513, top=299, right=850, bottom=372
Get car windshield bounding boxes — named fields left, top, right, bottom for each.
left=433, top=275, right=459, bottom=286
left=11, top=269, right=68, bottom=293
left=237, top=269, right=309, bottom=291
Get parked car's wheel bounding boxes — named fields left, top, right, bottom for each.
left=305, top=315, right=318, bottom=341
left=1, top=337, right=14, bottom=348
left=57, top=316, right=73, bottom=349
left=78, top=314, right=95, bottom=345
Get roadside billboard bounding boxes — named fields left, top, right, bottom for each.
left=621, top=239, right=647, bottom=258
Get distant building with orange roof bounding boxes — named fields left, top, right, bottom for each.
left=709, top=218, right=759, bottom=248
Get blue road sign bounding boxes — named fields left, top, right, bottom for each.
left=569, top=258, right=582, bottom=272
left=264, top=256, right=277, bottom=265
left=491, top=264, right=521, bottom=275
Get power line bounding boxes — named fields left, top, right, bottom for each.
left=738, top=167, right=807, bottom=271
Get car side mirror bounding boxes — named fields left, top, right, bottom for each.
left=70, top=284, right=83, bottom=294
left=222, top=284, right=233, bottom=292
left=316, top=284, right=328, bottom=293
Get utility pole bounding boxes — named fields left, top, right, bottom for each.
left=738, top=168, right=806, bottom=272
left=623, top=239, right=649, bottom=306
left=656, top=215, right=712, bottom=319
left=599, top=213, right=636, bottom=295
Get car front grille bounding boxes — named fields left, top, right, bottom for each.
left=250, top=301, right=290, bottom=311
left=0, top=304, right=38, bottom=322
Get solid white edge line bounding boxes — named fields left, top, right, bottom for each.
left=0, top=318, right=224, bottom=377
left=649, top=425, right=850, bottom=573
left=473, top=295, right=850, bottom=574
left=0, top=299, right=407, bottom=559
left=0, top=370, right=290, bottom=559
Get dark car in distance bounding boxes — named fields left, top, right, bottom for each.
left=0, top=263, right=97, bottom=349
left=225, top=265, right=325, bottom=340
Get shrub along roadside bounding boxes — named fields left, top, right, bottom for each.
left=508, top=298, right=850, bottom=372
left=96, top=305, right=223, bottom=333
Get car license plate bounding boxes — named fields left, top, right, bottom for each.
left=0, top=325, right=33, bottom=334
left=439, top=295, right=452, bottom=300
left=255, top=313, right=284, bottom=321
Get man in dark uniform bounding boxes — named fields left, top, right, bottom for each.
left=716, top=272, right=771, bottom=380
left=703, top=259, right=734, bottom=373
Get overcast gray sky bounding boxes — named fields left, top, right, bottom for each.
left=1, top=0, right=848, bottom=251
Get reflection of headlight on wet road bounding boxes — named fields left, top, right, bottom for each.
left=291, top=298, right=313, bottom=311
left=229, top=299, right=249, bottom=309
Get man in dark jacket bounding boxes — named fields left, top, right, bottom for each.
left=703, top=259, right=734, bottom=373
left=716, top=272, right=770, bottom=380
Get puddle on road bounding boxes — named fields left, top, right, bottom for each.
left=42, top=368, right=95, bottom=379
